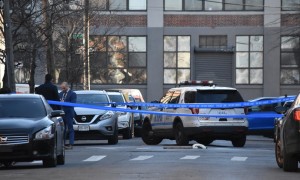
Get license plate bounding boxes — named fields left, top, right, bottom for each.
left=78, top=125, right=90, bottom=131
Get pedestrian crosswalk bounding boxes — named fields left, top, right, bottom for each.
left=28, top=155, right=250, bottom=165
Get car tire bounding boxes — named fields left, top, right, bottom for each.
left=57, top=146, right=65, bottom=165
left=283, top=149, right=298, bottom=172
left=141, top=121, right=162, bottom=145
left=195, top=138, right=214, bottom=146
left=108, top=123, right=119, bottom=145
left=43, top=138, right=57, bottom=168
left=174, top=122, right=189, bottom=146
left=231, top=135, right=246, bottom=147
left=275, top=139, right=283, bottom=168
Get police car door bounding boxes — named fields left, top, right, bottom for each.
left=151, top=91, right=173, bottom=130
left=163, top=90, right=181, bottom=129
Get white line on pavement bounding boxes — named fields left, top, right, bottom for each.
left=83, top=155, right=106, bottom=162
left=231, top=156, right=248, bottom=161
left=130, top=156, right=154, bottom=161
left=136, top=147, right=150, bottom=150
left=180, top=156, right=200, bottom=160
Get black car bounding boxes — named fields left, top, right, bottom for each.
left=0, top=94, right=65, bottom=168
left=274, top=96, right=300, bottom=172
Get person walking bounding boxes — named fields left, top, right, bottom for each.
left=59, top=82, right=77, bottom=150
left=36, top=74, right=60, bottom=110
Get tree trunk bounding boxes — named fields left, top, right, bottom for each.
left=28, top=49, right=37, bottom=94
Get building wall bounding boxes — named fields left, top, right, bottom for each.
left=30, top=0, right=300, bottom=101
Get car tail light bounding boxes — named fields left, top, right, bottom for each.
left=293, top=110, right=300, bottom=121
left=244, top=107, right=248, bottom=114
left=190, top=108, right=199, bottom=114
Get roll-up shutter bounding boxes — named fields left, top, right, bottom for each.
left=194, top=52, right=233, bottom=87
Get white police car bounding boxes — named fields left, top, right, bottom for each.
left=141, top=81, right=248, bottom=147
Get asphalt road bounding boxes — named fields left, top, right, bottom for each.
left=0, top=136, right=299, bottom=180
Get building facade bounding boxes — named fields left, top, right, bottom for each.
left=31, top=0, right=300, bottom=101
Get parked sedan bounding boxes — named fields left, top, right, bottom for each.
left=274, top=95, right=300, bottom=172
left=247, top=97, right=283, bottom=137
left=0, top=94, right=65, bottom=168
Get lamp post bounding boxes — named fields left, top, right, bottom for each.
left=83, top=0, right=90, bottom=90
left=1, top=0, right=15, bottom=91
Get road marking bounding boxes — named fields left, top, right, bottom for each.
left=231, top=156, right=248, bottom=161
left=31, top=160, right=42, bottom=164
left=136, top=147, right=150, bottom=150
left=180, top=156, right=200, bottom=160
left=83, top=155, right=106, bottom=162
left=130, top=155, right=153, bottom=161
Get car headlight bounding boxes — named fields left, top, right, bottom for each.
left=35, top=126, right=54, bottom=140
left=100, top=111, right=114, bottom=120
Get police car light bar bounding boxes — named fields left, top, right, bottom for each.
left=179, top=80, right=215, bottom=86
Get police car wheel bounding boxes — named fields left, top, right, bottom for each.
left=275, top=139, right=283, bottom=168
left=231, top=135, right=246, bottom=147
left=283, top=149, right=298, bottom=172
left=141, top=121, right=162, bottom=145
left=174, top=122, right=189, bottom=146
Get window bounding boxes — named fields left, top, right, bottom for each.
left=129, top=0, right=147, bottom=10
left=205, top=0, right=222, bottom=10
left=164, top=36, right=191, bottom=84
left=108, top=0, right=147, bottom=10
left=89, top=36, right=147, bottom=84
left=164, top=0, right=264, bottom=11
left=280, top=36, right=300, bottom=84
left=199, top=36, right=227, bottom=48
left=282, top=0, right=300, bottom=11
left=235, top=36, right=264, bottom=84
left=185, top=0, right=203, bottom=11
left=165, top=0, right=182, bottom=10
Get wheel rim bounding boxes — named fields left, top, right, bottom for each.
left=276, top=140, right=283, bottom=164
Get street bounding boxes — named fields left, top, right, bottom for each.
left=0, top=136, right=299, bottom=180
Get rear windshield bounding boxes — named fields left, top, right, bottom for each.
left=184, top=90, right=244, bottom=103
left=0, top=98, right=47, bottom=119
left=77, top=94, right=109, bottom=106
left=108, top=94, right=125, bottom=103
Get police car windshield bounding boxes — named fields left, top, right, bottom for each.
left=77, top=94, right=109, bottom=106
left=196, top=90, right=244, bottom=103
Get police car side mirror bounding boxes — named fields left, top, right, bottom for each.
left=275, top=106, right=288, bottom=114
left=50, top=110, right=65, bottom=118
left=111, top=102, right=117, bottom=108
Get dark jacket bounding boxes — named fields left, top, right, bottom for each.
left=59, top=89, right=77, bottom=113
left=36, top=82, right=60, bottom=110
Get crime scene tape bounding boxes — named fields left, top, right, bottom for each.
left=48, top=100, right=286, bottom=119
left=77, top=96, right=295, bottom=109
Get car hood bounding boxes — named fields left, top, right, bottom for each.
left=74, top=107, right=107, bottom=115
left=0, top=117, right=53, bottom=135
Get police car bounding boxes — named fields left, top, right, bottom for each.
left=141, top=81, right=248, bottom=147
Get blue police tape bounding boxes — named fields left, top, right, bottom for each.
left=48, top=100, right=284, bottom=119
left=95, top=96, right=295, bottom=109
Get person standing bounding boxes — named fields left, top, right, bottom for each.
left=36, top=74, right=60, bottom=110
left=59, top=82, right=77, bottom=149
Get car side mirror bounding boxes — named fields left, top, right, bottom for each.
left=50, top=110, right=65, bottom=118
left=111, top=102, right=117, bottom=108
left=275, top=106, right=288, bottom=114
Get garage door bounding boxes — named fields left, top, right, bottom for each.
left=195, top=52, right=233, bottom=87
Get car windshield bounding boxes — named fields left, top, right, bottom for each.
left=195, top=90, right=244, bottom=103
left=108, top=94, right=125, bottom=103
left=0, top=98, right=47, bottom=119
left=77, top=94, right=109, bottom=106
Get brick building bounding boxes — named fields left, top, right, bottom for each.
left=20, top=0, right=300, bottom=101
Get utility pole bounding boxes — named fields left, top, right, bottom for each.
left=83, top=0, right=90, bottom=90
left=2, top=0, right=15, bottom=91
